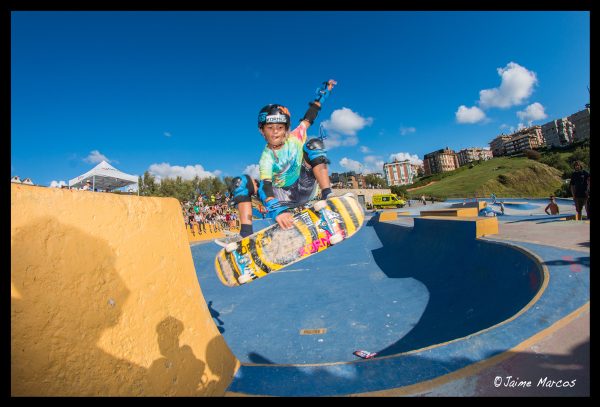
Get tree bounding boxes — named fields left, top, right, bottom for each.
left=539, top=153, right=571, bottom=178
left=138, top=171, right=229, bottom=203
left=139, top=171, right=158, bottom=196
left=568, top=146, right=590, bottom=169
left=390, top=185, right=408, bottom=199
left=364, top=174, right=387, bottom=189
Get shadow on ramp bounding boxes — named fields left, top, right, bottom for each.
left=367, top=216, right=543, bottom=357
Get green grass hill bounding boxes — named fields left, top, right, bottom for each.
left=406, top=157, right=565, bottom=200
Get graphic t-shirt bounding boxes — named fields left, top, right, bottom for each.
left=259, top=122, right=307, bottom=188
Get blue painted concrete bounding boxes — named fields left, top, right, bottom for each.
left=400, top=197, right=576, bottom=217
left=191, top=210, right=589, bottom=396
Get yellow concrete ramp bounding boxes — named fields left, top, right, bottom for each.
left=11, top=184, right=239, bottom=396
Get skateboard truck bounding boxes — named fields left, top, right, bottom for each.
left=313, top=199, right=344, bottom=245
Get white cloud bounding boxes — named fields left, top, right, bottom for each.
left=516, top=102, right=547, bottom=123
left=389, top=152, right=423, bottom=166
left=163, top=132, right=172, bottom=137
left=243, top=164, right=260, bottom=179
left=363, top=155, right=381, bottom=163
left=478, top=62, right=538, bottom=109
left=323, top=108, right=373, bottom=136
left=324, top=133, right=359, bottom=149
left=147, top=162, right=219, bottom=182
left=400, top=126, right=416, bottom=136
left=366, top=160, right=385, bottom=174
left=456, top=105, right=487, bottom=124
left=321, top=108, right=373, bottom=149
left=339, top=157, right=363, bottom=173
left=359, top=146, right=371, bottom=153
left=50, top=180, right=67, bottom=188
left=363, top=157, right=385, bottom=174
left=84, top=150, right=111, bottom=164
left=338, top=156, right=385, bottom=174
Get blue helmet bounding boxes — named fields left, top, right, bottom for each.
left=258, top=104, right=291, bottom=129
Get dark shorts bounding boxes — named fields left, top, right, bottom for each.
left=272, top=162, right=318, bottom=208
left=574, top=197, right=587, bottom=213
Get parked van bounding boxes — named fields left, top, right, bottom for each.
left=372, top=194, right=405, bottom=209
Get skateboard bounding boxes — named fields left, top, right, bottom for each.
left=214, top=193, right=365, bottom=287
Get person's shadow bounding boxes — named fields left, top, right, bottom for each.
left=207, top=301, right=225, bottom=333
left=11, top=216, right=225, bottom=396
left=11, top=217, right=148, bottom=395
left=147, top=317, right=208, bottom=395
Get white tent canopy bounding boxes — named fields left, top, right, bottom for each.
left=69, top=161, right=138, bottom=193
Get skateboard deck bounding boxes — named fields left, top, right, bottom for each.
left=214, top=193, right=365, bottom=287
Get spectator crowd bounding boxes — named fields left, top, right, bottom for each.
left=181, top=192, right=240, bottom=236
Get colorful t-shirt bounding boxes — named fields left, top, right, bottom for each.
left=259, top=122, right=307, bottom=188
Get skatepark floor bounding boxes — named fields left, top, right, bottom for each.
left=190, top=199, right=589, bottom=396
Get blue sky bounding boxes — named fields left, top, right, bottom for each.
left=11, top=11, right=590, bottom=189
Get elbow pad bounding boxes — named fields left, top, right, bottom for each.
left=229, top=175, right=255, bottom=204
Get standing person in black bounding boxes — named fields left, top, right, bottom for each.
left=569, top=160, right=590, bottom=220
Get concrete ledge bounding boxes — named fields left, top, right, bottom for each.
left=420, top=208, right=479, bottom=217
left=414, top=216, right=498, bottom=238
left=378, top=211, right=398, bottom=222
left=449, top=201, right=488, bottom=210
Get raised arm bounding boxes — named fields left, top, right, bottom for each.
left=300, top=79, right=337, bottom=129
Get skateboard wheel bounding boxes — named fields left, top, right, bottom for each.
left=225, top=242, right=238, bottom=253
left=329, top=233, right=344, bottom=245
left=314, top=200, right=328, bottom=211
left=238, top=273, right=253, bottom=284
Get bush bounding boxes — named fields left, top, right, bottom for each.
left=540, top=152, right=571, bottom=175
left=524, top=149, right=541, bottom=160
left=567, top=146, right=590, bottom=169
left=497, top=174, right=509, bottom=185
left=554, top=182, right=572, bottom=198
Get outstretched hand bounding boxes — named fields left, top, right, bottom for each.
left=313, top=79, right=337, bottom=107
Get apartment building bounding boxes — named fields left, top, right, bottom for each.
left=456, top=147, right=494, bottom=167
left=489, top=134, right=513, bottom=157
left=330, top=172, right=367, bottom=189
left=423, top=148, right=459, bottom=176
left=490, top=126, right=544, bottom=156
left=568, top=108, right=591, bottom=142
left=504, top=131, right=543, bottom=155
left=382, top=159, right=418, bottom=186
left=541, top=118, right=575, bottom=147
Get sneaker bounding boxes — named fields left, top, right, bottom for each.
left=214, top=233, right=243, bottom=248
left=230, top=249, right=255, bottom=284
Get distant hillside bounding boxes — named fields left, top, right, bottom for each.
left=406, top=157, right=564, bottom=200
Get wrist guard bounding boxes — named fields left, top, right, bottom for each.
left=315, top=81, right=332, bottom=104
left=264, top=198, right=289, bottom=220
left=301, top=101, right=321, bottom=125
left=258, top=180, right=275, bottom=203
